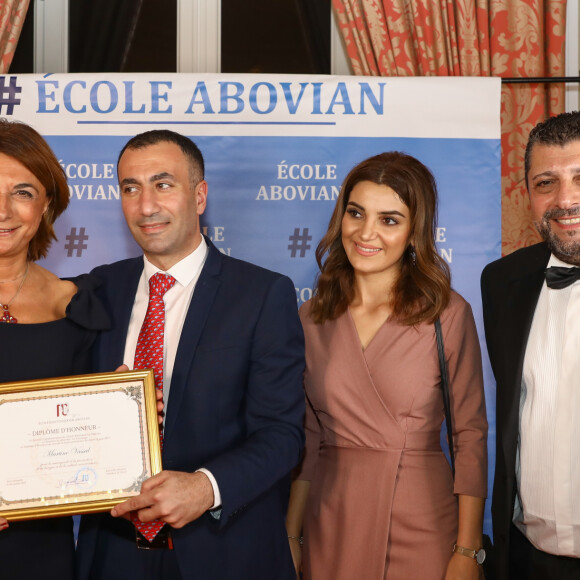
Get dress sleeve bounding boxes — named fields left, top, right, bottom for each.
left=65, top=273, right=112, bottom=331
left=293, top=302, right=322, bottom=482
left=293, top=393, right=322, bottom=481
left=441, top=293, right=488, bottom=498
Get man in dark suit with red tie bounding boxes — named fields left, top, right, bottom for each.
left=481, top=111, right=580, bottom=580
left=76, top=130, right=305, bottom=579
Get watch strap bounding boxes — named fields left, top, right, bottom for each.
left=453, top=543, right=486, bottom=565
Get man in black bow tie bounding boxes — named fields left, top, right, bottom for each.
left=481, top=111, right=580, bottom=580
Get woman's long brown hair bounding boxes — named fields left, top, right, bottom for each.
left=310, top=152, right=450, bottom=325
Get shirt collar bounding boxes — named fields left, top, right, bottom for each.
left=548, top=253, right=579, bottom=269
left=142, top=235, right=208, bottom=287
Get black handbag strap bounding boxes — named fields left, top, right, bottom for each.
left=435, top=318, right=455, bottom=478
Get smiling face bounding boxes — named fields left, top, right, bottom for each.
left=0, top=153, right=49, bottom=261
left=341, top=180, right=412, bottom=284
left=119, top=141, right=207, bottom=270
left=528, top=140, right=580, bottom=265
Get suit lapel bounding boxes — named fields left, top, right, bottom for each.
left=500, top=244, right=549, bottom=465
left=163, top=242, right=223, bottom=441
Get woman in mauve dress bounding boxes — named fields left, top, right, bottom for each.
left=286, top=152, right=487, bottom=580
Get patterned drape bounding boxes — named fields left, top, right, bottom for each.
left=332, top=0, right=567, bottom=254
left=0, top=0, right=30, bottom=73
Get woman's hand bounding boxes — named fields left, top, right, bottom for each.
left=286, top=479, right=310, bottom=579
left=288, top=536, right=302, bottom=578
left=445, top=552, right=484, bottom=580
left=448, top=494, right=485, bottom=579
left=0, top=517, right=8, bottom=531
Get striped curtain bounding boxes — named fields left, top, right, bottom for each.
left=332, top=0, right=567, bottom=254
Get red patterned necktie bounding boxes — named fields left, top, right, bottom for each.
left=131, top=272, right=176, bottom=542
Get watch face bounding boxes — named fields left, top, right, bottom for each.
left=476, top=548, right=486, bottom=565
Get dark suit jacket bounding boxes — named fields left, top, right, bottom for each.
left=76, top=238, right=305, bottom=579
left=480, top=241, right=550, bottom=580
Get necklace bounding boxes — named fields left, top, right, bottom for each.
left=0, top=269, right=28, bottom=284
left=0, top=262, right=29, bottom=323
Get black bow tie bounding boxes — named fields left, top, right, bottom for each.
left=545, top=266, right=580, bottom=289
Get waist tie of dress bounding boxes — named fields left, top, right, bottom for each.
left=327, top=430, right=443, bottom=452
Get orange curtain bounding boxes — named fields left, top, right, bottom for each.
left=332, top=0, right=567, bottom=254
left=0, top=0, right=30, bottom=73
left=494, top=4, right=566, bottom=253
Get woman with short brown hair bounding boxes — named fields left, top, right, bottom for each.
left=0, top=119, right=109, bottom=579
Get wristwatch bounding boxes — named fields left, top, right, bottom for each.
left=453, top=543, right=486, bottom=565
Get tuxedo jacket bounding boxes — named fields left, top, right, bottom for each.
left=76, top=238, right=305, bottom=579
left=480, top=242, right=550, bottom=580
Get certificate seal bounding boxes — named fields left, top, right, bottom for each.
left=75, top=467, right=97, bottom=490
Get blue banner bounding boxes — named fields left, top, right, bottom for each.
left=3, top=73, right=501, bottom=534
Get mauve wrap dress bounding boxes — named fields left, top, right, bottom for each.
left=297, top=291, right=487, bottom=580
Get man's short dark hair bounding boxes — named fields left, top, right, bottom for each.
left=525, top=111, right=580, bottom=189
left=118, top=129, right=205, bottom=184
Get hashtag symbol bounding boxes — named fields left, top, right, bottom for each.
left=0, top=77, right=22, bottom=115
left=288, top=228, right=312, bottom=258
left=64, top=227, right=89, bottom=257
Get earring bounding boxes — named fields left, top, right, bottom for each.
left=408, top=245, right=416, bottom=266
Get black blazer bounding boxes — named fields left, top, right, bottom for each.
left=480, top=241, right=550, bottom=580
left=76, top=238, right=305, bottom=579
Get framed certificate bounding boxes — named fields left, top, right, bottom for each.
left=0, top=370, right=161, bottom=521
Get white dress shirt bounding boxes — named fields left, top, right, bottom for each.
left=516, top=254, right=580, bottom=556
left=123, top=236, right=221, bottom=508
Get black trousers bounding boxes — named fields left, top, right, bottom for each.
left=86, top=516, right=183, bottom=580
left=509, top=524, right=580, bottom=580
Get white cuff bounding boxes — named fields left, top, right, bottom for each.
left=196, top=468, right=222, bottom=510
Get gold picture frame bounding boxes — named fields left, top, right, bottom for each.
left=0, top=370, right=161, bottom=521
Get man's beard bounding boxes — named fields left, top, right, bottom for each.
left=535, top=207, right=580, bottom=266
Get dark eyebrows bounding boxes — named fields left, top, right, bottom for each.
left=14, top=182, right=40, bottom=192
left=530, top=170, right=557, bottom=182
left=346, top=200, right=406, bottom=217
left=150, top=172, right=174, bottom=183
left=119, top=172, right=175, bottom=187
left=119, top=177, right=138, bottom=187
left=531, top=168, right=580, bottom=182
